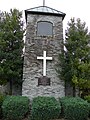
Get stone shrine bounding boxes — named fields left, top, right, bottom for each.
left=22, top=5, right=66, bottom=100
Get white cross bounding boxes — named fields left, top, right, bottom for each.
left=37, top=51, right=52, bottom=76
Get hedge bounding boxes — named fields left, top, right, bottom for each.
left=0, top=94, right=5, bottom=118
left=60, top=97, right=89, bottom=120
left=31, top=96, right=61, bottom=120
left=2, top=96, right=30, bottom=120
left=84, top=95, right=90, bottom=117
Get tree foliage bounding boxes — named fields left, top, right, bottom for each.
left=0, top=9, right=24, bottom=86
left=56, top=18, right=90, bottom=96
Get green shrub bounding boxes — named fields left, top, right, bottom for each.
left=84, top=96, right=90, bottom=117
left=0, top=94, right=5, bottom=118
left=2, top=96, right=30, bottom=120
left=60, top=96, right=85, bottom=104
left=60, top=97, right=89, bottom=120
left=31, top=96, right=61, bottom=120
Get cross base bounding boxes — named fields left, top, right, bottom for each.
left=38, top=76, right=50, bottom=86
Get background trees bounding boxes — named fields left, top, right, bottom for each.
left=56, top=18, right=90, bottom=97
left=0, top=9, right=24, bottom=94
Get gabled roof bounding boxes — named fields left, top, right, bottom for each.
left=25, top=6, right=66, bottom=21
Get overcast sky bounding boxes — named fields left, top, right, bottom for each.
left=0, top=0, right=90, bottom=33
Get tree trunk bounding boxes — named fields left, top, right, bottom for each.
left=73, top=86, right=76, bottom=97
left=10, top=79, right=12, bottom=95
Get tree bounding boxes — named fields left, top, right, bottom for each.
left=0, top=9, right=24, bottom=94
left=56, top=18, right=90, bottom=97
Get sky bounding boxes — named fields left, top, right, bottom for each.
left=0, top=0, right=90, bottom=33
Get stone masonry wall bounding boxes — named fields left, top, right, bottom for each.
left=22, top=14, right=65, bottom=100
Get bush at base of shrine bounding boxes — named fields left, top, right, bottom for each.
left=84, top=96, right=90, bottom=118
left=0, top=94, right=6, bottom=118
left=60, top=97, right=89, bottom=120
left=2, top=96, right=30, bottom=120
left=31, top=96, right=61, bottom=120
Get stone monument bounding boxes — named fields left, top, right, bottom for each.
left=22, top=2, right=66, bottom=100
